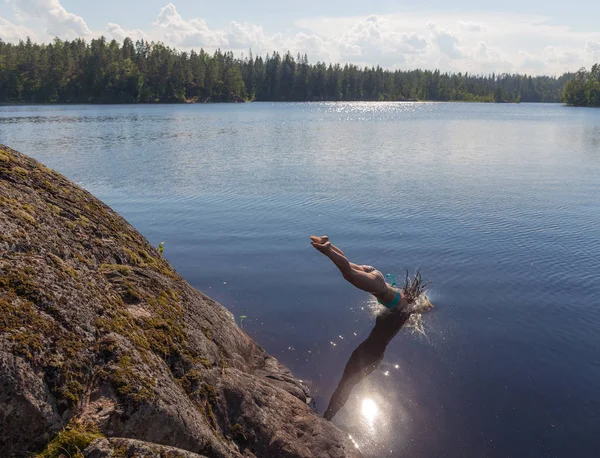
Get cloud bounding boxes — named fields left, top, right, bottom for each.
left=518, top=51, right=547, bottom=73
left=282, top=32, right=332, bottom=62
left=586, top=40, right=600, bottom=52
left=336, top=15, right=428, bottom=67
left=466, top=41, right=512, bottom=73
left=586, top=40, right=600, bottom=62
left=12, top=0, right=91, bottom=38
left=433, top=29, right=462, bottom=59
left=226, top=21, right=267, bottom=49
left=517, top=46, right=586, bottom=74
left=0, top=15, right=36, bottom=41
left=106, top=23, right=148, bottom=42
left=542, top=46, right=582, bottom=65
left=154, top=2, right=227, bottom=48
left=458, top=21, right=486, bottom=32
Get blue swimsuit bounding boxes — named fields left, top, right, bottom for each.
left=363, top=265, right=402, bottom=309
left=378, top=289, right=402, bottom=309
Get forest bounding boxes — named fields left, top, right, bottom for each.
left=0, top=37, right=581, bottom=104
left=561, top=65, right=600, bottom=107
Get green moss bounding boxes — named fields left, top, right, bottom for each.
left=0, top=295, right=50, bottom=358
left=74, top=252, right=91, bottom=265
left=13, top=208, right=38, bottom=226
left=180, top=369, right=203, bottom=395
left=199, top=357, right=212, bottom=368
left=122, top=280, right=142, bottom=303
left=99, top=264, right=131, bottom=276
left=36, top=420, right=102, bottom=458
left=138, top=250, right=154, bottom=263
left=0, top=150, right=10, bottom=163
left=47, top=203, right=62, bottom=215
left=95, top=312, right=149, bottom=352
left=142, top=290, right=186, bottom=357
left=12, top=166, right=29, bottom=176
left=0, top=270, right=49, bottom=305
left=57, top=380, right=85, bottom=404
left=200, top=382, right=217, bottom=402
left=0, top=280, right=88, bottom=405
left=48, top=253, right=78, bottom=279
left=111, top=445, right=129, bottom=458
left=121, top=247, right=176, bottom=279
left=230, top=423, right=248, bottom=440
left=201, top=382, right=219, bottom=430
left=178, top=369, right=219, bottom=430
left=123, top=248, right=143, bottom=266
left=41, top=179, right=57, bottom=192
left=111, top=354, right=157, bottom=403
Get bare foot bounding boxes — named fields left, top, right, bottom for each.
left=310, top=236, right=331, bottom=254
left=310, top=235, right=329, bottom=244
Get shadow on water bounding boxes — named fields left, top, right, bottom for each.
left=324, top=306, right=412, bottom=420
left=324, top=295, right=432, bottom=421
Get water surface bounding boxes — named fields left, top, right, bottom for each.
left=1, top=102, right=599, bottom=457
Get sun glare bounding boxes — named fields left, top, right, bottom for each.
left=361, top=398, right=379, bottom=425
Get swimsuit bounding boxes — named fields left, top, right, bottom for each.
left=362, top=266, right=402, bottom=309
left=377, top=289, right=402, bottom=309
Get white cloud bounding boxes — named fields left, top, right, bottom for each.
left=586, top=40, right=600, bottom=63
left=106, top=23, right=148, bottom=42
left=11, top=0, right=91, bottom=38
left=281, top=32, right=332, bottom=63
left=297, top=11, right=600, bottom=74
left=0, top=15, right=36, bottom=41
left=542, top=46, right=582, bottom=65
left=459, top=21, right=486, bottom=32
left=518, top=51, right=547, bottom=73
left=226, top=21, right=267, bottom=49
left=335, top=15, right=429, bottom=67
left=433, top=29, right=462, bottom=59
left=586, top=40, right=600, bottom=52
left=154, top=2, right=227, bottom=48
left=466, top=42, right=511, bottom=73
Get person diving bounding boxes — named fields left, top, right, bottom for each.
left=309, top=235, right=431, bottom=420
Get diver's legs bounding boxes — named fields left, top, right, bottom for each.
left=310, top=236, right=385, bottom=293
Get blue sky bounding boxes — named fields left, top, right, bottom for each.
left=1, top=0, right=599, bottom=75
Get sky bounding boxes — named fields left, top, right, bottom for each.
left=1, top=0, right=599, bottom=75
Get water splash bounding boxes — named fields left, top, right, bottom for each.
left=368, top=294, right=434, bottom=336
left=405, top=294, right=434, bottom=336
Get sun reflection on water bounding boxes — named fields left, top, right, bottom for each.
left=361, top=398, right=379, bottom=427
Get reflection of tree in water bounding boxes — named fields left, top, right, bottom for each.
left=325, top=294, right=432, bottom=421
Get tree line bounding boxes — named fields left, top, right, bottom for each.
left=0, top=37, right=579, bottom=104
left=561, top=64, right=600, bottom=107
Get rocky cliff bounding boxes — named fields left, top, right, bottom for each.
left=0, top=145, right=359, bottom=457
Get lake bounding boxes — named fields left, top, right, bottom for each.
left=1, top=102, right=599, bottom=457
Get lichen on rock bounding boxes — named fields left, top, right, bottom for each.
left=0, top=145, right=360, bottom=457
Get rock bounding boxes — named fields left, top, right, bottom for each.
left=0, top=145, right=360, bottom=457
left=85, top=437, right=210, bottom=457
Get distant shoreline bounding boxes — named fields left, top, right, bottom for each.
left=0, top=100, right=567, bottom=107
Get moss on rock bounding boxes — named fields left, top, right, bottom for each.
left=36, top=420, right=103, bottom=458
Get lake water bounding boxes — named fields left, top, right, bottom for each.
left=1, top=102, right=599, bottom=457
